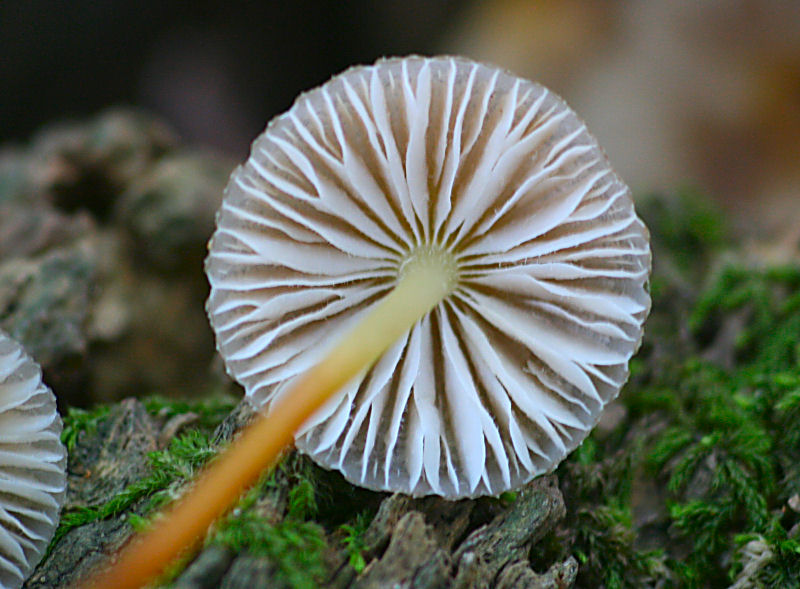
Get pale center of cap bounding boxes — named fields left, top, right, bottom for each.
left=398, top=244, right=460, bottom=298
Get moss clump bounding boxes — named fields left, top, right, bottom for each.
left=644, top=264, right=800, bottom=587
left=52, top=396, right=232, bottom=550
left=644, top=360, right=775, bottom=585
left=53, top=396, right=337, bottom=586
left=142, top=394, right=236, bottom=429
left=637, top=188, right=729, bottom=277
left=539, top=438, right=666, bottom=588
left=208, top=453, right=328, bottom=588
left=54, top=428, right=218, bottom=549
left=61, top=405, right=111, bottom=452
left=339, top=511, right=371, bottom=573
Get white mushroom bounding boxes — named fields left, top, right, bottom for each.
left=206, top=55, right=651, bottom=498
left=83, top=55, right=651, bottom=589
left=0, top=330, right=67, bottom=589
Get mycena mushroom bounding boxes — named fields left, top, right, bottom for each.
left=85, top=55, right=650, bottom=587
left=0, top=330, right=67, bottom=589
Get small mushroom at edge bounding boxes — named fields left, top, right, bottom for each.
left=0, top=330, right=67, bottom=589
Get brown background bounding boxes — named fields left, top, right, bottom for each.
left=3, top=1, right=799, bottom=238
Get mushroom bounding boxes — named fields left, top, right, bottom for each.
left=0, top=330, right=67, bottom=589
left=206, top=55, right=651, bottom=497
left=85, top=55, right=650, bottom=588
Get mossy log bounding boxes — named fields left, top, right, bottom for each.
left=29, top=399, right=577, bottom=589
left=4, top=110, right=800, bottom=588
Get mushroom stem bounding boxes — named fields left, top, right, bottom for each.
left=81, top=253, right=456, bottom=589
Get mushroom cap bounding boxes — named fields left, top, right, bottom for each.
left=206, top=55, right=651, bottom=498
left=0, top=330, right=67, bottom=588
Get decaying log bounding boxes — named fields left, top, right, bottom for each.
left=27, top=399, right=575, bottom=588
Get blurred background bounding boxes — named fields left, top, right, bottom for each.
left=3, top=0, right=799, bottom=237
left=1, top=1, right=799, bottom=405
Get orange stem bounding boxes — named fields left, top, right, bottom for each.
left=78, top=253, right=454, bottom=589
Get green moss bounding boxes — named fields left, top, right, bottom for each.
left=638, top=187, right=728, bottom=276
left=53, top=429, right=218, bottom=548
left=549, top=437, right=665, bottom=588
left=733, top=523, right=800, bottom=588
left=213, top=514, right=326, bottom=588
left=207, top=454, right=328, bottom=587
left=61, top=405, right=111, bottom=452
left=571, top=505, right=665, bottom=589
left=142, top=394, right=236, bottom=429
left=339, top=512, right=371, bottom=574
left=642, top=267, right=800, bottom=585
left=52, top=395, right=233, bottom=553
left=642, top=263, right=800, bottom=586
left=53, top=395, right=331, bottom=585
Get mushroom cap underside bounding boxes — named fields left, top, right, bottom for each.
left=206, top=55, right=651, bottom=498
left=0, top=331, right=67, bottom=589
